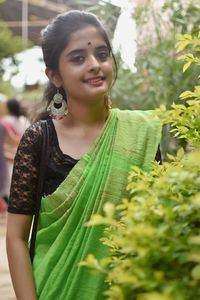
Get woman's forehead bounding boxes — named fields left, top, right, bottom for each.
left=66, top=26, right=106, bottom=49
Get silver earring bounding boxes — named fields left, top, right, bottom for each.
left=47, top=88, right=67, bottom=120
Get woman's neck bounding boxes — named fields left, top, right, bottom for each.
left=60, top=99, right=109, bottom=128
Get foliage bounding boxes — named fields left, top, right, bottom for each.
left=0, top=22, right=24, bottom=64
left=0, top=0, right=33, bottom=94
left=112, top=39, right=198, bottom=111
left=0, top=79, right=16, bottom=97
left=75, top=0, right=120, bottom=39
left=0, top=21, right=28, bottom=95
left=130, top=0, right=200, bottom=159
left=112, top=0, right=200, bottom=111
left=156, top=30, right=200, bottom=148
left=82, top=152, right=200, bottom=300
left=80, top=30, right=200, bottom=299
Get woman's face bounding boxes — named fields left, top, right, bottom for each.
left=55, top=26, right=113, bottom=104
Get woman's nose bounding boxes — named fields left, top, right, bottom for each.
left=88, top=55, right=100, bottom=73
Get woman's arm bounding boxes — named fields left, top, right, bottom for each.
left=6, top=122, right=43, bottom=300
left=6, top=213, right=37, bottom=300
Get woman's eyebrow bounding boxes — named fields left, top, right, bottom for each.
left=96, top=45, right=109, bottom=51
left=67, top=45, right=109, bottom=57
left=67, top=49, right=85, bottom=57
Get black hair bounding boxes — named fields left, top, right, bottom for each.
left=6, top=98, right=25, bottom=117
left=41, top=10, right=118, bottom=107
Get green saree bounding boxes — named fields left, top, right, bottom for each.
left=33, top=109, right=162, bottom=300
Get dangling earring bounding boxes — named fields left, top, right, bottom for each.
left=104, top=94, right=112, bottom=110
left=47, top=88, right=67, bottom=120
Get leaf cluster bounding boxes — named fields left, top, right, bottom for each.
left=156, top=30, right=200, bottom=148
left=82, top=150, right=200, bottom=299
left=112, top=0, right=200, bottom=111
left=0, top=22, right=27, bottom=79
left=0, top=22, right=24, bottom=61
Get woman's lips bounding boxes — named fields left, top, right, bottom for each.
left=84, top=77, right=105, bottom=87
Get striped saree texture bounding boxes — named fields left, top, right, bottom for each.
left=32, top=109, right=162, bottom=300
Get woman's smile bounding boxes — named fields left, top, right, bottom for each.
left=83, top=76, right=105, bottom=87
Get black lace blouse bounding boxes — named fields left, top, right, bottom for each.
left=8, top=118, right=162, bottom=215
left=8, top=119, right=78, bottom=215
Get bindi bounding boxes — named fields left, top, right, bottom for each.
left=87, top=42, right=92, bottom=46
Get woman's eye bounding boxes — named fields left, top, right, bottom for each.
left=71, top=56, right=85, bottom=64
left=97, top=51, right=110, bottom=61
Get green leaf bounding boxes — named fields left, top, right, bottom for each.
left=137, top=292, right=172, bottom=300
left=166, top=153, right=176, bottom=161
left=188, top=236, right=200, bottom=245
left=79, top=254, right=106, bottom=272
left=176, top=40, right=190, bottom=53
left=186, top=100, right=196, bottom=106
left=177, top=54, right=188, bottom=61
left=179, top=90, right=195, bottom=99
left=103, top=202, right=115, bottom=218
left=183, top=34, right=193, bottom=40
left=194, top=85, right=200, bottom=94
left=191, top=264, right=200, bottom=280
left=176, top=34, right=185, bottom=40
left=85, top=214, right=115, bottom=226
left=183, top=61, right=192, bottom=72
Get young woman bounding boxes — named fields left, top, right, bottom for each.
left=6, top=10, right=162, bottom=300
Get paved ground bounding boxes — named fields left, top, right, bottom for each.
left=0, top=213, right=16, bottom=300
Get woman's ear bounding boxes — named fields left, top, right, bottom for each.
left=45, top=68, right=62, bottom=87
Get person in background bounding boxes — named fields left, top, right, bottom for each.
left=0, top=121, right=8, bottom=213
left=0, top=93, right=8, bottom=117
left=0, top=95, right=8, bottom=212
left=3, top=98, right=30, bottom=136
left=2, top=98, right=30, bottom=201
left=6, top=10, right=162, bottom=300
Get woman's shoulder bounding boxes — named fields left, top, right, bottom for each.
left=22, top=120, right=44, bottom=144
left=23, top=118, right=54, bottom=144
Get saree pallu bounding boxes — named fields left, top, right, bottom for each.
left=33, top=109, right=162, bottom=300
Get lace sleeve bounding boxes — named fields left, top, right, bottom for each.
left=8, top=122, right=43, bottom=215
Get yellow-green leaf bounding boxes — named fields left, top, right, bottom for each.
left=183, top=61, right=192, bottom=72
left=179, top=90, right=195, bottom=99
left=176, top=40, right=190, bottom=53
left=103, top=202, right=115, bottom=218
left=191, top=264, right=200, bottom=280
left=188, top=236, right=200, bottom=245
